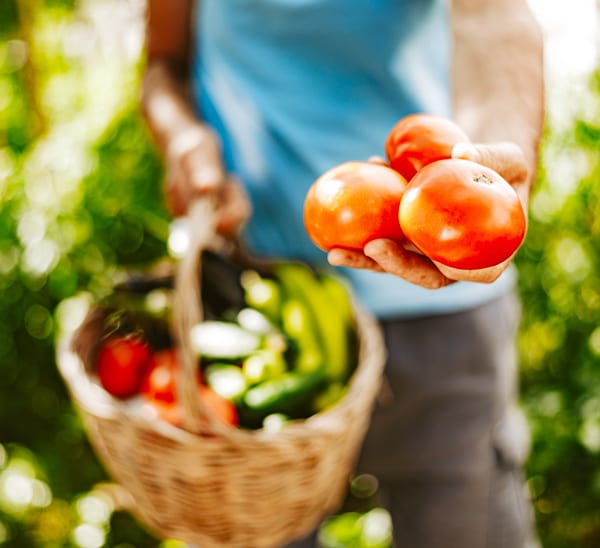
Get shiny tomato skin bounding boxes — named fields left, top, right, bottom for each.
left=385, top=114, right=470, bottom=181
left=97, top=336, right=152, bottom=398
left=399, top=159, right=526, bottom=270
left=303, top=161, right=408, bottom=251
left=140, top=348, right=179, bottom=403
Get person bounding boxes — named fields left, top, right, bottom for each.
left=141, top=1, right=544, bottom=546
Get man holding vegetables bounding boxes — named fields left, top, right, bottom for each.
left=141, top=0, right=544, bottom=546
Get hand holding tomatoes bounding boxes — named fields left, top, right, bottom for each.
left=307, top=114, right=530, bottom=287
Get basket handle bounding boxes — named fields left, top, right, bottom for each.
left=172, top=197, right=226, bottom=434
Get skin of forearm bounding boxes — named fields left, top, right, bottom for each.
left=141, top=0, right=218, bottom=157
left=141, top=60, right=216, bottom=157
left=450, top=2, right=545, bottom=192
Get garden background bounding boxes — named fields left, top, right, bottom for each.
left=0, top=1, right=599, bottom=546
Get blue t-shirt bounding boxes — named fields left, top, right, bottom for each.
left=192, top=0, right=515, bottom=319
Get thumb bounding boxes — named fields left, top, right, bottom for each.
left=452, top=142, right=528, bottom=186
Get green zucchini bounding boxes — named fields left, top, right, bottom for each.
left=243, top=370, right=327, bottom=418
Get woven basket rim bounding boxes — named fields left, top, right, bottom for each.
left=56, top=293, right=386, bottom=447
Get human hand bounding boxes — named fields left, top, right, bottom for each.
left=327, top=143, right=530, bottom=288
left=164, top=125, right=251, bottom=236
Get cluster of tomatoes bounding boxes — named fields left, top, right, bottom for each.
left=303, top=114, right=527, bottom=274
left=96, top=336, right=238, bottom=427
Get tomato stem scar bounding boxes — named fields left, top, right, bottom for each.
left=473, top=173, right=494, bottom=185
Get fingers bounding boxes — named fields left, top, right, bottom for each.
left=165, top=127, right=229, bottom=217
left=182, top=143, right=226, bottom=192
left=164, top=171, right=188, bottom=217
left=452, top=142, right=528, bottom=186
left=167, top=172, right=251, bottom=234
left=330, top=238, right=511, bottom=288
left=328, top=248, right=385, bottom=272
left=364, top=239, right=453, bottom=289
left=214, top=178, right=252, bottom=236
left=329, top=240, right=453, bottom=290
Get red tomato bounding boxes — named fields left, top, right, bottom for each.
left=303, top=161, right=408, bottom=251
left=96, top=336, right=152, bottom=398
left=399, top=159, right=526, bottom=270
left=140, top=348, right=179, bottom=403
left=141, top=348, right=238, bottom=427
left=385, top=113, right=470, bottom=181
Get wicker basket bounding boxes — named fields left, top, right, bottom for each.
left=56, top=200, right=386, bottom=548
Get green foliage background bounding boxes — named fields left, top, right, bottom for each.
left=0, top=1, right=599, bottom=547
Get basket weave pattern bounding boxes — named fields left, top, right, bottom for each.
left=56, top=200, right=386, bottom=548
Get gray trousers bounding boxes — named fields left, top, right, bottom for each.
left=286, top=291, right=538, bottom=548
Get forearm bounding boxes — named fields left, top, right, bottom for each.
left=450, top=0, right=544, bottom=192
left=141, top=61, right=216, bottom=157
left=140, top=1, right=238, bottom=218
left=141, top=0, right=215, bottom=156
